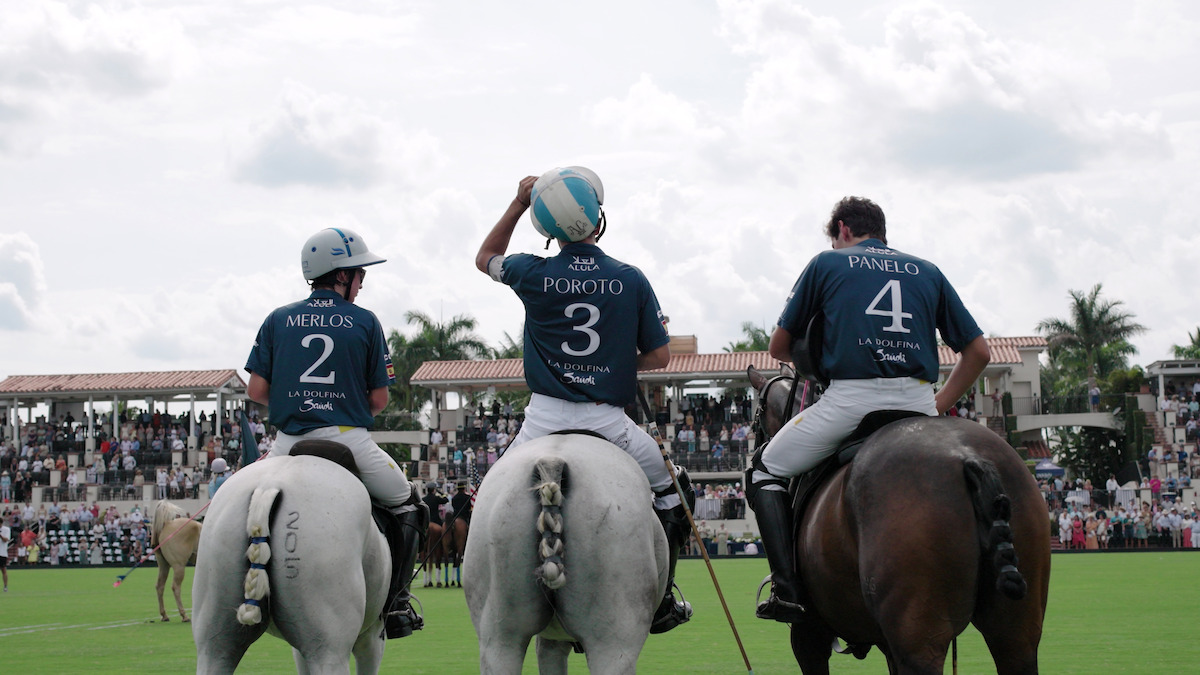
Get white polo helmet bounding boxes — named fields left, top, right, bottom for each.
left=529, top=166, right=605, bottom=243
left=210, top=458, right=228, bottom=473
left=301, top=227, right=387, bottom=280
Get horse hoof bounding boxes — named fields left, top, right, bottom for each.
left=161, top=617, right=170, bottom=622
left=182, top=617, right=191, bottom=623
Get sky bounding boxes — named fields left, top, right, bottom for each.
left=2, top=0, right=1199, bottom=383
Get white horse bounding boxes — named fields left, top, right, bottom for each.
left=464, top=433, right=668, bottom=675
left=191, top=454, right=390, bottom=675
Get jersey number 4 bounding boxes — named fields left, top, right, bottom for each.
left=865, top=280, right=912, bottom=333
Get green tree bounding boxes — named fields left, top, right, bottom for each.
left=723, top=321, right=770, bottom=352
left=385, top=311, right=490, bottom=417
left=1035, top=283, right=1147, bottom=400
left=1171, top=327, right=1200, bottom=359
left=1054, top=424, right=1125, bottom=485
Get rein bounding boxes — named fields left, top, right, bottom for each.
left=753, top=373, right=808, bottom=441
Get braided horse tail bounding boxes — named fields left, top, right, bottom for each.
left=236, top=487, right=281, bottom=625
left=963, top=458, right=1028, bottom=599
left=532, top=457, right=567, bottom=591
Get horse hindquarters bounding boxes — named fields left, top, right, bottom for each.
left=967, top=450, right=1050, bottom=675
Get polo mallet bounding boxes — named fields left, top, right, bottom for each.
left=113, top=501, right=210, bottom=587
left=638, top=389, right=754, bottom=675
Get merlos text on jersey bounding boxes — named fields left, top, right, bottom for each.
left=542, top=277, right=625, bottom=295
left=846, top=255, right=921, bottom=275
left=285, top=313, right=356, bottom=328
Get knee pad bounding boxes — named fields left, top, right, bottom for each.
left=654, top=466, right=696, bottom=512
left=744, top=463, right=788, bottom=508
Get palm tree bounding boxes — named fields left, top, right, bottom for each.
left=386, top=311, right=490, bottom=414
left=1171, top=327, right=1200, bottom=359
left=722, top=321, right=771, bottom=352
left=1035, top=284, right=1147, bottom=398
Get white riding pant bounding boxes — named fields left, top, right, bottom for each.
left=510, top=393, right=682, bottom=510
left=271, top=426, right=412, bottom=509
left=753, top=378, right=937, bottom=491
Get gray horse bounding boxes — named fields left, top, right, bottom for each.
left=464, top=433, right=668, bottom=675
left=191, top=455, right=390, bottom=674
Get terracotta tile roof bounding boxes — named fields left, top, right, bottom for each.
left=939, top=336, right=1046, bottom=367
left=412, top=337, right=1045, bottom=389
left=0, top=370, right=246, bottom=397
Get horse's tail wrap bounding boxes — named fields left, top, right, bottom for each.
left=237, top=486, right=281, bottom=625
left=963, top=458, right=1028, bottom=600
left=532, top=456, right=566, bottom=591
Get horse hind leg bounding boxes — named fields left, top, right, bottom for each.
left=534, top=637, right=572, bottom=675
left=156, top=561, right=172, bottom=622
left=172, top=564, right=191, bottom=622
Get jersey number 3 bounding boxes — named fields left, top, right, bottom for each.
left=865, top=280, right=912, bottom=333
left=561, top=303, right=600, bottom=357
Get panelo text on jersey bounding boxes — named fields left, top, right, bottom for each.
left=846, top=256, right=920, bottom=275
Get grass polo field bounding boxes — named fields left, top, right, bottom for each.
left=0, top=552, right=1194, bottom=673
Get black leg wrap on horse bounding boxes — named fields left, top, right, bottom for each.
left=650, top=503, right=693, bottom=634
left=384, top=504, right=426, bottom=639
left=750, top=489, right=807, bottom=623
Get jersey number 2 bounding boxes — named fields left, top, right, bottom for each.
left=299, top=333, right=336, bottom=384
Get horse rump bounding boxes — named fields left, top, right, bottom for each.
left=962, top=457, right=1028, bottom=600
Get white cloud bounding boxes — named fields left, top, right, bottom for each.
left=0, top=233, right=47, bottom=329
left=230, top=80, right=443, bottom=189
left=589, top=74, right=726, bottom=147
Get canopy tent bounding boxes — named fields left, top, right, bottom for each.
left=1033, top=458, right=1065, bottom=478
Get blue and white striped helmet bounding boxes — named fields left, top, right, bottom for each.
left=301, top=227, right=387, bottom=280
left=529, top=166, right=605, bottom=243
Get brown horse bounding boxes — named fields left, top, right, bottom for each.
left=422, top=520, right=447, bottom=588
left=151, top=500, right=202, bottom=622
left=444, top=513, right=469, bottom=588
left=748, top=366, right=1050, bottom=674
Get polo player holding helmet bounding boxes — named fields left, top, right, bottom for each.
left=476, top=167, right=695, bottom=634
left=245, top=227, right=425, bottom=639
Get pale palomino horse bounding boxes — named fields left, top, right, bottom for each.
left=152, top=500, right=202, bottom=622
left=464, top=433, right=668, bottom=675
left=191, top=454, right=390, bottom=675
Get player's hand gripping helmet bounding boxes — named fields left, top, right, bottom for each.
left=529, top=166, right=606, bottom=245
left=301, top=227, right=387, bottom=280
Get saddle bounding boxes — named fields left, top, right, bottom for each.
left=788, top=410, right=928, bottom=524
left=289, top=439, right=392, bottom=535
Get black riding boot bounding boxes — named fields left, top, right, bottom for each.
left=384, top=505, right=426, bottom=639
left=649, top=503, right=693, bottom=634
left=751, top=489, right=807, bottom=622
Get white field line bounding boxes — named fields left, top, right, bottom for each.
left=0, top=612, right=187, bottom=637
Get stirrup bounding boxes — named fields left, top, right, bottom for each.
left=754, top=575, right=806, bottom=623
left=384, top=595, right=424, bottom=639
left=649, top=582, right=692, bottom=634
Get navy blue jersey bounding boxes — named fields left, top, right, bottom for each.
left=245, top=289, right=394, bottom=434
left=497, top=243, right=669, bottom=407
left=778, top=239, right=981, bottom=382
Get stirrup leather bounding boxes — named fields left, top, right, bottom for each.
left=754, top=574, right=806, bottom=622
left=649, top=582, right=693, bottom=634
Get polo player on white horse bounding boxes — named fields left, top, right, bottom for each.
left=245, top=227, right=425, bottom=639
left=476, top=167, right=694, bottom=634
